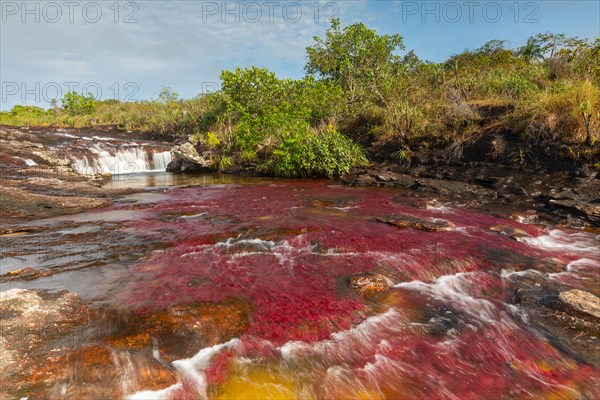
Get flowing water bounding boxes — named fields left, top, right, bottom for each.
left=63, top=134, right=172, bottom=176
left=2, top=166, right=599, bottom=398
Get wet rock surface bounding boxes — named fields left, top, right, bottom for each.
left=0, top=126, right=132, bottom=223
left=347, top=272, right=393, bottom=300
left=489, top=224, right=532, bottom=240
left=0, top=288, right=252, bottom=398
left=343, top=132, right=600, bottom=229
left=108, top=300, right=251, bottom=362
left=509, top=273, right=600, bottom=368
left=0, top=288, right=92, bottom=398
left=377, top=214, right=454, bottom=231
left=559, top=289, right=600, bottom=320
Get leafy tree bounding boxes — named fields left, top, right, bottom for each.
left=220, top=67, right=345, bottom=158
left=61, top=91, right=96, bottom=115
left=221, top=67, right=286, bottom=116
left=517, top=37, right=545, bottom=61
left=535, top=33, right=568, bottom=59
left=158, top=86, right=179, bottom=103
left=305, top=18, right=404, bottom=107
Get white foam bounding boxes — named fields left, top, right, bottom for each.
left=71, top=144, right=172, bottom=175
left=395, top=272, right=500, bottom=322
left=566, top=258, right=599, bottom=271
left=519, top=229, right=600, bottom=256
left=280, top=309, right=401, bottom=360
left=15, top=157, right=37, bottom=166
left=127, top=339, right=239, bottom=400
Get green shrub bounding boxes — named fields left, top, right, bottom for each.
left=10, top=105, right=49, bottom=116
left=267, top=126, right=368, bottom=178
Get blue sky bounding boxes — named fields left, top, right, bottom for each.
left=1, top=0, right=599, bottom=109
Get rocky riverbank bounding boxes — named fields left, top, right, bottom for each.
left=0, top=125, right=172, bottom=226
left=344, top=132, right=600, bottom=229
left=166, top=130, right=600, bottom=229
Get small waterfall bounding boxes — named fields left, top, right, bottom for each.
left=71, top=143, right=171, bottom=176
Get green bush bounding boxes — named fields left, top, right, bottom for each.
left=267, top=126, right=368, bottom=178
left=10, top=105, right=49, bottom=116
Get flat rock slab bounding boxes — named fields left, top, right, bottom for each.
left=559, top=290, right=600, bottom=320
left=489, top=224, right=532, bottom=240
left=377, top=214, right=454, bottom=232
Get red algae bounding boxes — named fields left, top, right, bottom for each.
left=110, top=180, right=600, bottom=399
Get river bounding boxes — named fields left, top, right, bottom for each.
left=1, top=131, right=599, bottom=399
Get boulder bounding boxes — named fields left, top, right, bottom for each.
left=167, top=142, right=214, bottom=172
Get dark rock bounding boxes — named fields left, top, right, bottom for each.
left=509, top=273, right=600, bottom=367
left=488, top=225, right=532, bottom=240
left=377, top=214, right=454, bottom=232
left=485, top=248, right=563, bottom=273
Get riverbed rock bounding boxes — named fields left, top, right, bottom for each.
left=484, top=248, right=563, bottom=274
left=1, top=266, right=52, bottom=281
left=0, top=126, right=123, bottom=223
left=348, top=272, right=393, bottom=299
left=0, top=288, right=180, bottom=398
left=377, top=214, right=454, bottom=232
left=108, top=300, right=251, bottom=362
left=0, top=289, right=92, bottom=397
left=0, top=184, right=110, bottom=221
left=48, top=345, right=177, bottom=398
left=509, top=273, right=600, bottom=367
left=559, top=290, right=600, bottom=320
left=489, top=225, right=532, bottom=240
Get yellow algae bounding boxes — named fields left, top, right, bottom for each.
left=213, top=367, right=304, bottom=400
left=376, top=289, right=423, bottom=322
left=541, top=388, right=580, bottom=400
left=354, top=389, right=386, bottom=400
left=0, top=231, right=30, bottom=237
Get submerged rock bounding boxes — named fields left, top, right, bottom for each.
left=1, top=266, right=52, bottom=282
left=559, top=290, right=600, bottom=320
left=109, top=300, right=251, bottom=362
left=377, top=214, right=454, bottom=232
left=0, top=288, right=181, bottom=398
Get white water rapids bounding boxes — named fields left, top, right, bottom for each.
left=71, top=143, right=171, bottom=175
